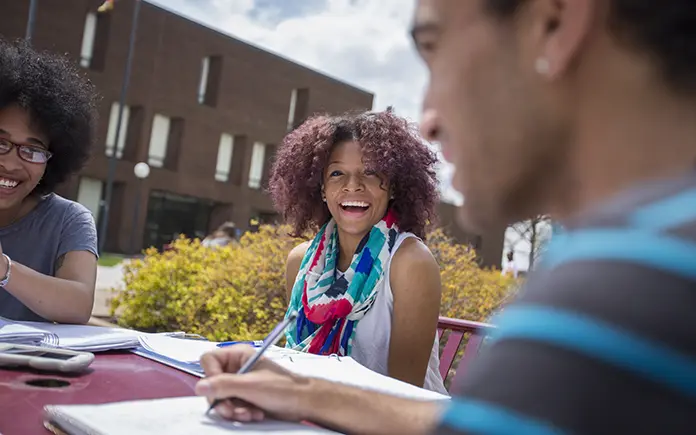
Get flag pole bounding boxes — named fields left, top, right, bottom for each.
left=98, top=0, right=142, bottom=255
left=25, top=0, right=38, bottom=43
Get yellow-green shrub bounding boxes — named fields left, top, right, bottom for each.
left=111, top=226, right=517, bottom=340
left=111, top=225, right=303, bottom=341
left=428, top=228, right=517, bottom=322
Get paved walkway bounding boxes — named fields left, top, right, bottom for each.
left=92, top=263, right=126, bottom=318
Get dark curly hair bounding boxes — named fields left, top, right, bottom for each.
left=0, top=38, right=98, bottom=195
left=268, top=108, right=440, bottom=239
left=486, top=0, right=696, bottom=94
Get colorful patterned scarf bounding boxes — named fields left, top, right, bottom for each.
left=285, top=210, right=399, bottom=356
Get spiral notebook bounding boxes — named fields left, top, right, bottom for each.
left=0, top=317, right=183, bottom=352
left=43, top=396, right=338, bottom=435
left=0, top=319, right=53, bottom=345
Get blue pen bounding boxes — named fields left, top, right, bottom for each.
left=216, top=340, right=264, bottom=348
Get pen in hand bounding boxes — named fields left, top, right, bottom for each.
left=205, top=311, right=298, bottom=415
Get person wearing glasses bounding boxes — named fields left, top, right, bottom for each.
left=0, top=39, right=98, bottom=324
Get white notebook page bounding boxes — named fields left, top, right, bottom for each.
left=45, top=396, right=338, bottom=435
left=132, top=340, right=450, bottom=402
left=271, top=353, right=450, bottom=402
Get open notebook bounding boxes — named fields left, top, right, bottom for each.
left=268, top=348, right=449, bottom=402
left=0, top=317, right=182, bottom=352
left=135, top=335, right=450, bottom=402
left=0, top=317, right=53, bottom=345
left=133, top=334, right=218, bottom=377
left=43, top=396, right=339, bottom=435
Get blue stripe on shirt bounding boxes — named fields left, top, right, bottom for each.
left=542, top=229, right=696, bottom=281
left=488, top=305, right=696, bottom=399
left=629, top=187, right=696, bottom=230
left=440, top=398, right=568, bottom=435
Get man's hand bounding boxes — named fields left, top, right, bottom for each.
left=196, top=345, right=444, bottom=434
left=195, top=345, right=313, bottom=422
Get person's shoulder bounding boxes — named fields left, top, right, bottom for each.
left=286, top=240, right=311, bottom=270
left=391, top=235, right=436, bottom=266
left=546, top=172, right=696, bottom=274
left=41, top=194, right=93, bottom=218
left=285, top=241, right=311, bottom=290
left=440, top=175, right=696, bottom=435
left=565, top=172, right=696, bottom=231
left=508, top=174, right=696, bottom=367
left=390, top=235, right=439, bottom=284
left=288, top=241, right=311, bottom=261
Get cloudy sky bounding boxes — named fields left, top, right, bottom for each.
left=146, top=0, right=463, bottom=205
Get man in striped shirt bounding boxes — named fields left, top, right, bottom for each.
left=196, top=0, right=696, bottom=433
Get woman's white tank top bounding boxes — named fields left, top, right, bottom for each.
left=337, top=232, right=448, bottom=394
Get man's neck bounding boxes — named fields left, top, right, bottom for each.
left=551, top=85, right=696, bottom=222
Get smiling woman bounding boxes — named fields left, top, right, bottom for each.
left=0, top=39, right=99, bottom=324
left=268, top=109, right=447, bottom=393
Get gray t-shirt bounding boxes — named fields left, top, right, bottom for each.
left=0, top=193, right=98, bottom=322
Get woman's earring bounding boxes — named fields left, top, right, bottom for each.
left=535, top=58, right=550, bottom=76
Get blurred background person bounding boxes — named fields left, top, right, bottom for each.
left=501, top=251, right=518, bottom=278
left=202, top=221, right=237, bottom=248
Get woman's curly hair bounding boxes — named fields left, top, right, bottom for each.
left=268, top=108, right=440, bottom=239
left=0, top=38, right=98, bottom=195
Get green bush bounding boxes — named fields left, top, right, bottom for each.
left=428, top=228, right=517, bottom=322
left=111, top=225, right=302, bottom=341
left=111, top=225, right=517, bottom=341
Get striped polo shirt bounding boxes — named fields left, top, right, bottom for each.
left=436, top=173, right=696, bottom=435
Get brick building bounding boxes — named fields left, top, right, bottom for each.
left=0, top=0, right=503, bottom=267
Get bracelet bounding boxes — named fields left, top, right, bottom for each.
left=0, top=253, right=11, bottom=287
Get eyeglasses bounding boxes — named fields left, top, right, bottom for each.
left=0, top=138, right=52, bottom=164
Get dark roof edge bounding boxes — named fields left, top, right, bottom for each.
left=144, top=0, right=375, bottom=99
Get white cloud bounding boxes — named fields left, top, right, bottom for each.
left=147, top=0, right=462, bottom=204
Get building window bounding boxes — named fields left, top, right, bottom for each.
left=228, top=134, right=246, bottom=186
left=287, top=89, right=298, bottom=131
left=248, top=142, right=266, bottom=189
left=105, top=102, right=130, bottom=158
left=147, top=114, right=171, bottom=168
left=79, top=10, right=110, bottom=71
left=287, top=88, right=309, bottom=131
left=143, top=190, right=215, bottom=251
left=197, top=55, right=222, bottom=107
left=164, top=117, right=185, bottom=171
left=76, top=177, right=104, bottom=223
left=79, top=12, right=97, bottom=68
left=197, top=57, right=210, bottom=104
left=215, top=133, right=234, bottom=182
left=261, top=144, right=276, bottom=187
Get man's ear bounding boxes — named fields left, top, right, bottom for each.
left=531, top=0, right=595, bottom=80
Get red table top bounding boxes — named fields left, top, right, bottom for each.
left=0, top=351, right=199, bottom=435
